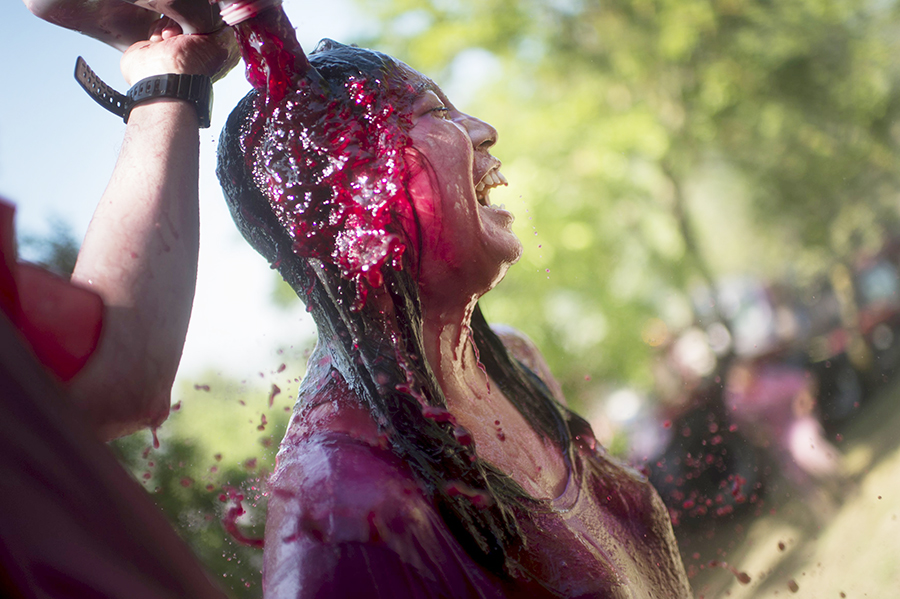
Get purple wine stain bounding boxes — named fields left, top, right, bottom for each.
left=234, top=7, right=420, bottom=309
left=222, top=487, right=265, bottom=549
left=444, top=481, right=494, bottom=509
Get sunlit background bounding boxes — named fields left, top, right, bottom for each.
left=4, top=0, right=900, bottom=597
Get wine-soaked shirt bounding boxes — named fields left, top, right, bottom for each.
left=263, top=359, right=691, bottom=598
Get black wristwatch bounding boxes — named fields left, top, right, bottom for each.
left=74, top=56, right=213, bottom=128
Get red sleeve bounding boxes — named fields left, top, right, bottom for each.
left=0, top=312, right=228, bottom=599
left=0, top=200, right=103, bottom=381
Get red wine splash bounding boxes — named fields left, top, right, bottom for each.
left=232, top=7, right=419, bottom=308
left=232, top=7, right=314, bottom=103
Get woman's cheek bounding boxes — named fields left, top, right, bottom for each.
left=402, top=154, right=441, bottom=219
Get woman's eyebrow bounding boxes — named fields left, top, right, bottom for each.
left=412, top=81, right=433, bottom=96
left=412, top=79, right=449, bottom=101
left=412, top=88, right=447, bottom=112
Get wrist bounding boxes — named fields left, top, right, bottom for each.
left=124, top=97, right=202, bottom=130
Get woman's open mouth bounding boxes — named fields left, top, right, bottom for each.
left=475, top=167, right=508, bottom=207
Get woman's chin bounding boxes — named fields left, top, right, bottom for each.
left=478, top=201, right=516, bottom=228
left=483, top=219, right=523, bottom=268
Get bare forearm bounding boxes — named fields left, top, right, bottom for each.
left=49, top=16, right=238, bottom=440
left=70, top=99, right=201, bottom=439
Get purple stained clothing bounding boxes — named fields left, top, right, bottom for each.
left=725, top=363, right=843, bottom=488
left=724, top=363, right=812, bottom=442
left=263, top=356, right=691, bottom=598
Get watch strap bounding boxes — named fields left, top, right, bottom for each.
left=74, top=57, right=213, bottom=128
left=126, top=72, right=213, bottom=128
left=74, top=56, right=128, bottom=120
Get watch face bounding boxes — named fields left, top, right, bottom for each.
left=194, top=75, right=214, bottom=129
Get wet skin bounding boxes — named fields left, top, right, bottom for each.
left=387, top=66, right=569, bottom=501
left=402, top=78, right=523, bottom=308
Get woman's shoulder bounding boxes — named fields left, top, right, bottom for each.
left=276, top=355, right=423, bottom=541
left=267, top=411, right=504, bottom=597
left=273, top=427, right=422, bottom=535
left=287, top=341, right=385, bottom=440
left=490, top=324, right=566, bottom=406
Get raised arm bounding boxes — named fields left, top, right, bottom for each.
left=68, top=19, right=237, bottom=440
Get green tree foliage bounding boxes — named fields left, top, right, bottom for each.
left=17, top=217, right=80, bottom=276
left=354, top=0, right=900, bottom=406
left=111, top=369, right=303, bottom=598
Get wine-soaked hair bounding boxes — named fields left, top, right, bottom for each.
left=217, top=39, right=578, bottom=574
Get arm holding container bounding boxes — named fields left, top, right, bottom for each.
left=22, top=0, right=238, bottom=439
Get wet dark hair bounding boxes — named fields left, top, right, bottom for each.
left=217, top=40, right=576, bottom=573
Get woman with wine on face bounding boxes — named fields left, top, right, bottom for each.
left=21, top=0, right=691, bottom=596
left=218, top=3, right=691, bottom=596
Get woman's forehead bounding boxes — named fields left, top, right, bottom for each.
left=390, top=59, right=451, bottom=105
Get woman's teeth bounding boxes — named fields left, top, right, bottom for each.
left=475, top=169, right=508, bottom=206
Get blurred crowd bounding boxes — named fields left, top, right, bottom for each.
left=602, top=235, right=900, bottom=527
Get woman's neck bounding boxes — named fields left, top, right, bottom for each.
left=420, top=298, right=489, bottom=404
left=419, top=296, right=569, bottom=500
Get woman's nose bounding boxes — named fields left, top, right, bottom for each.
left=458, top=114, right=498, bottom=151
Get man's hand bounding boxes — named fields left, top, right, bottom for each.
left=121, top=17, right=239, bottom=85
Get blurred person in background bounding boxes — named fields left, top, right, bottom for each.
left=725, top=358, right=848, bottom=511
